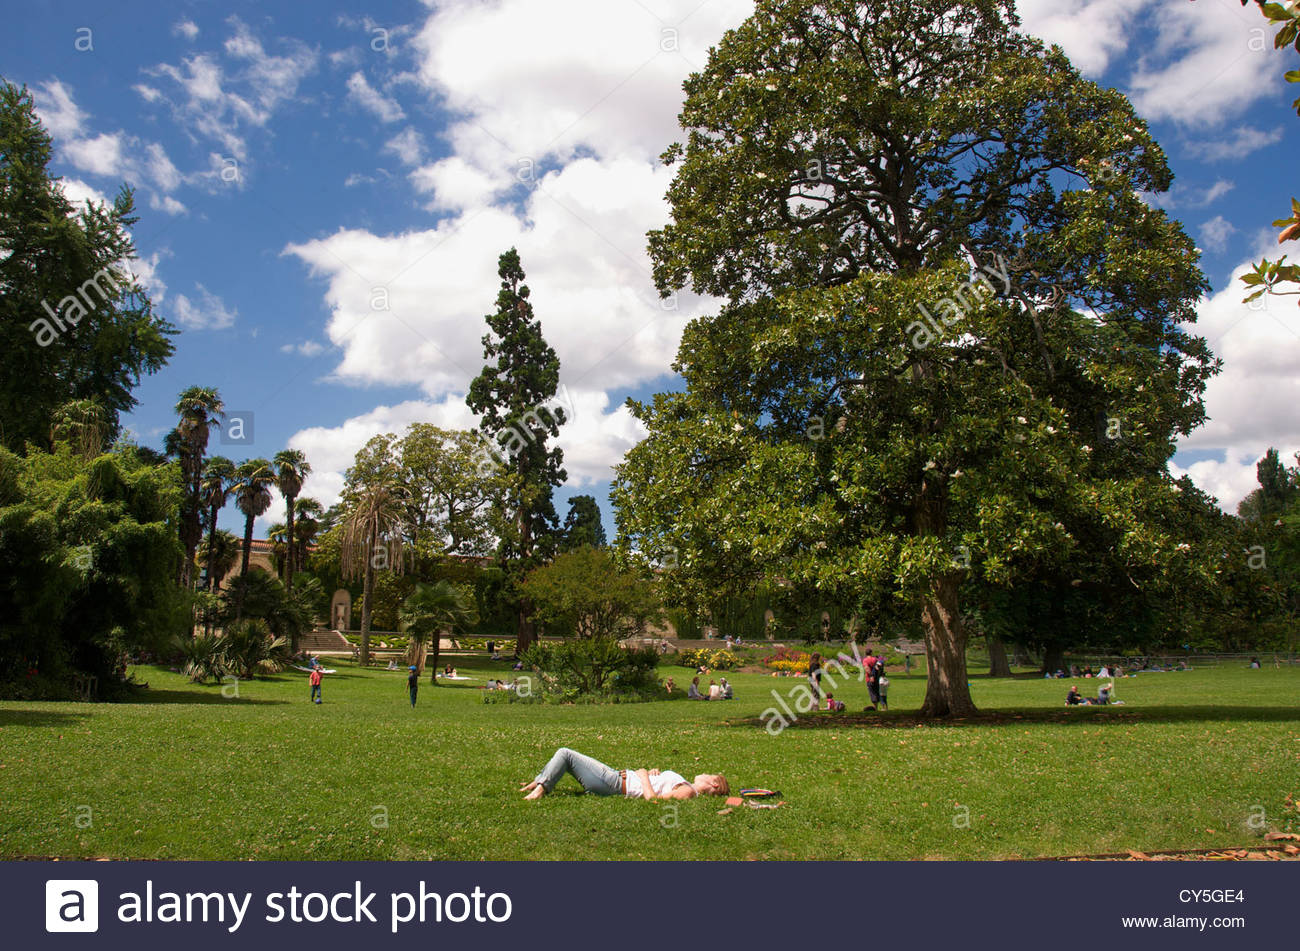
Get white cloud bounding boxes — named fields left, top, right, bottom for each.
left=143, top=18, right=318, bottom=161
left=149, top=193, right=188, bottom=216
left=286, top=156, right=706, bottom=397
left=58, top=177, right=111, bottom=211
left=383, top=127, right=424, bottom=166
left=412, top=0, right=754, bottom=170
left=61, top=132, right=124, bottom=177
left=1198, top=214, right=1236, bottom=254
left=410, top=155, right=504, bottom=211
left=33, top=79, right=88, bottom=139
left=174, top=284, right=236, bottom=330
left=36, top=81, right=186, bottom=205
left=1175, top=233, right=1300, bottom=510
left=1017, top=0, right=1147, bottom=76
left=1019, top=2, right=1283, bottom=126
left=126, top=249, right=169, bottom=304
left=1196, top=179, right=1235, bottom=206
left=343, top=170, right=390, bottom=187
left=173, top=19, right=199, bottom=40
left=346, top=71, right=404, bottom=122
left=1187, top=125, right=1286, bottom=162
left=1125, top=2, right=1280, bottom=126
left=280, top=340, right=327, bottom=357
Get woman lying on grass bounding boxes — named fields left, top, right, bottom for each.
left=520, top=747, right=729, bottom=801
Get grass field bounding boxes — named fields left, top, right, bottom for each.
left=1, top=658, right=1296, bottom=860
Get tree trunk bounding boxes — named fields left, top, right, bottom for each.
left=285, top=497, right=296, bottom=592
left=205, top=504, right=220, bottom=592
left=1041, top=642, right=1065, bottom=676
left=241, top=515, right=254, bottom=576
left=516, top=595, right=536, bottom=654
left=360, top=560, right=374, bottom=666
left=987, top=635, right=1012, bottom=678
left=918, top=574, right=977, bottom=717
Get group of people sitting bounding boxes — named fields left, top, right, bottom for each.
left=1047, top=663, right=1125, bottom=679
left=1065, top=682, right=1117, bottom=706
left=683, top=675, right=732, bottom=700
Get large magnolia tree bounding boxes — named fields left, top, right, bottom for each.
left=615, top=0, right=1219, bottom=717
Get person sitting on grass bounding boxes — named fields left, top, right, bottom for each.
left=665, top=677, right=675, bottom=694
left=1096, top=682, right=1113, bottom=705
left=520, top=748, right=729, bottom=801
left=708, top=678, right=721, bottom=700
left=688, top=676, right=703, bottom=700
left=719, top=677, right=732, bottom=700
left=1066, top=685, right=1084, bottom=705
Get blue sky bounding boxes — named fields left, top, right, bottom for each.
left=4, top=0, right=1298, bottom=538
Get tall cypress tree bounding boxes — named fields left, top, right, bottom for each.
left=467, top=248, right=566, bottom=652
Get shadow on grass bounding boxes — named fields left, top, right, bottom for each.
left=726, top=705, right=1300, bottom=730
left=132, top=689, right=288, bottom=706
left=0, top=709, right=92, bottom=728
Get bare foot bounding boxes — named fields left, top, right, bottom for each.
left=524, top=785, right=546, bottom=800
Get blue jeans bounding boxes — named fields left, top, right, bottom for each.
left=534, top=748, right=623, bottom=795
left=409, top=688, right=418, bottom=707
left=310, top=684, right=321, bottom=702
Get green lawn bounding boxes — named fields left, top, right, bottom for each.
left=1, top=658, right=1296, bottom=860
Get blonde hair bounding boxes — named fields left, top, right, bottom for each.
left=713, top=775, right=730, bottom=796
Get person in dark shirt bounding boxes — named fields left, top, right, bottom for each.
left=407, top=665, right=419, bottom=708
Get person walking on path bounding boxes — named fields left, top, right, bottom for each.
left=309, top=666, right=323, bottom=704
left=407, top=665, right=419, bottom=708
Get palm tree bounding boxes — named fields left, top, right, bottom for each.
left=267, top=522, right=289, bottom=578
left=171, top=386, right=225, bottom=588
left=340, top=482, right=406, bottom=666
left=400, top=581, right=479, bottom=684
left=293, top=498, right=324, bottom=573
left=49, top=399, right=110, bottom=458
left=272, top=449, right=311, bottom=591
left=200, top=456, right=236, bottom=591
left=197, top=529, right=240, bottom=593
left=234, top=458, right=275, bottom=578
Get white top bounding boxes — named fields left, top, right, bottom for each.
left=623, top=770, right=691, bottom=799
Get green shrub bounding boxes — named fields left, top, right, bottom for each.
left=174, top=634, right=225, bottom=684
left=516, top=637, right=661, bottom=702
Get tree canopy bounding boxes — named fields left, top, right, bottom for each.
left=0, top=81, right=174, bottom=453
left=617, top=0, right=1219, bottom=716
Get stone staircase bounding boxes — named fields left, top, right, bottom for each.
left=298, top=629, right=352, bottom=653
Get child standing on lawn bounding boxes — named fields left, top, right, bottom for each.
left=309, top=666, right=323, bottom=704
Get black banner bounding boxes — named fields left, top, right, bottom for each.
left=6, top=859, right=1293, bottom=949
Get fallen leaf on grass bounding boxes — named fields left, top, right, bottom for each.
left=1264, top=832, right=1300, bottom=841
left=717, top=808, right=733, bottom=815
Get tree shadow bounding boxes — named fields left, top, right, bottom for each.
left=131, top=689, right=288, bottom=706
left=726, top=705, right=1300, bottom=730
left=0, top=709, right=92, bottom=728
